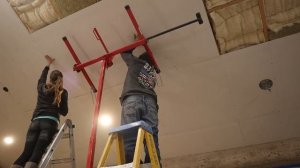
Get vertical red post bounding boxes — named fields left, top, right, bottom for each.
left=86, top=60, right=107, bottom=168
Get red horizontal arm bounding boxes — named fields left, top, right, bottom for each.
left=74, top=38, right=147, bottom=71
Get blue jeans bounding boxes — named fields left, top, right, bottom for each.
left=121, top=95, right=161, bottom=164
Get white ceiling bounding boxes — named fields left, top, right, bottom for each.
left=0, top=0, right=300, bottom=167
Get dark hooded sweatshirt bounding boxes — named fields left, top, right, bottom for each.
left=119, top=51, right=157, bottom=103
left=31, top=66, right=68, bottom=122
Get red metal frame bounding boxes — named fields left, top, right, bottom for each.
left=63, top=5, right=160, bottom=168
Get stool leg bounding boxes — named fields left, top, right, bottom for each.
left=97, top=134, right=115, bottom=168
left=132, top=128, right=145, bottom=168
left=145, top=132, right=160, bottom=168
left=116, top=134, right=125, bottom=165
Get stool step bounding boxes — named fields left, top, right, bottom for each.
left=109, top=121, right=153, bottom=135
left=101, top=163, right=151, bottom=168
left=97, top=121, right=160, bottom=168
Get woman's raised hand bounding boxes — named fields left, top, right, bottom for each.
left=45, top=55, right=55, bottom=66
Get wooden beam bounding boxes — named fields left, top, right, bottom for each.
left=208, top=0, right=246, bottom=13
left=258, top=0, right=269, bottom=41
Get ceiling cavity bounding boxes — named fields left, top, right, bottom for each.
left=7, top=0, right=101, bottom=32
left=203, top=0, right=300, bottom=54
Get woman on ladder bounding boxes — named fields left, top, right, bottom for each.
left=11, top=55, right=68, bottom=168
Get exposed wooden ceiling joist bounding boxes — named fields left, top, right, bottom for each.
left=208, top=0, right=245, bottom=13
left=258, top=0, right=269, bottom=41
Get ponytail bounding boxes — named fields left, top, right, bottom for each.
left=49, top=70, right=63, bottom=107
left=53, top=77, right=63, bottom=107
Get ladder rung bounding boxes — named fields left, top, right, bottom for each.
left=101, top=163, right=151, bottom=168
left=51, top=158, right=74, bottom=164
left=62, top=133, right=71, bottom=139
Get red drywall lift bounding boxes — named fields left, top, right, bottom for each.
left=62, top=5, right=203, bottom=168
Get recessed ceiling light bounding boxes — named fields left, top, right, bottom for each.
left=99, top=114, right=112, bottom=127
left=3, top=136, right=14, bottom=145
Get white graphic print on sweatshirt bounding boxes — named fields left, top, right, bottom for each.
left=138, top=63, right=156, bottom=89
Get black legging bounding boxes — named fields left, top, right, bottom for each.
left=14, top=119, right=57, bottom=166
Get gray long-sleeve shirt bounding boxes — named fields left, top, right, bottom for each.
left=120, top=52, right=157, bottom=103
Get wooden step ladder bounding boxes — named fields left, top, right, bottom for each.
left=97, top=121, right=160, bottom=168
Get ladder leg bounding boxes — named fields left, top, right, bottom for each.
left=132, top=128, right=145, bottom=168
left=97, top=134, right=115, bottom=168
left=145, top=132, right=160, bottom=168
left=116, top=134, right=125, bottom=165
left=69, top=125, right=76, bottom=168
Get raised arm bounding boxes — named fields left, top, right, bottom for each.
left=37, top=66, right=49, bottom=89
left=121, top=50, right=137, bottom=66
left=38, top=55, right=55, bottom=91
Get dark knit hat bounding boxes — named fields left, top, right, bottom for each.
left=139, top=52, right=153, bottom=65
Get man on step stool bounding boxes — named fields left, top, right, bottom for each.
left=120, top=47, right=162, bottom=166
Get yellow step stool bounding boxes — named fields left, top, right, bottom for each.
left=97, top=121, right=160, bottom=168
